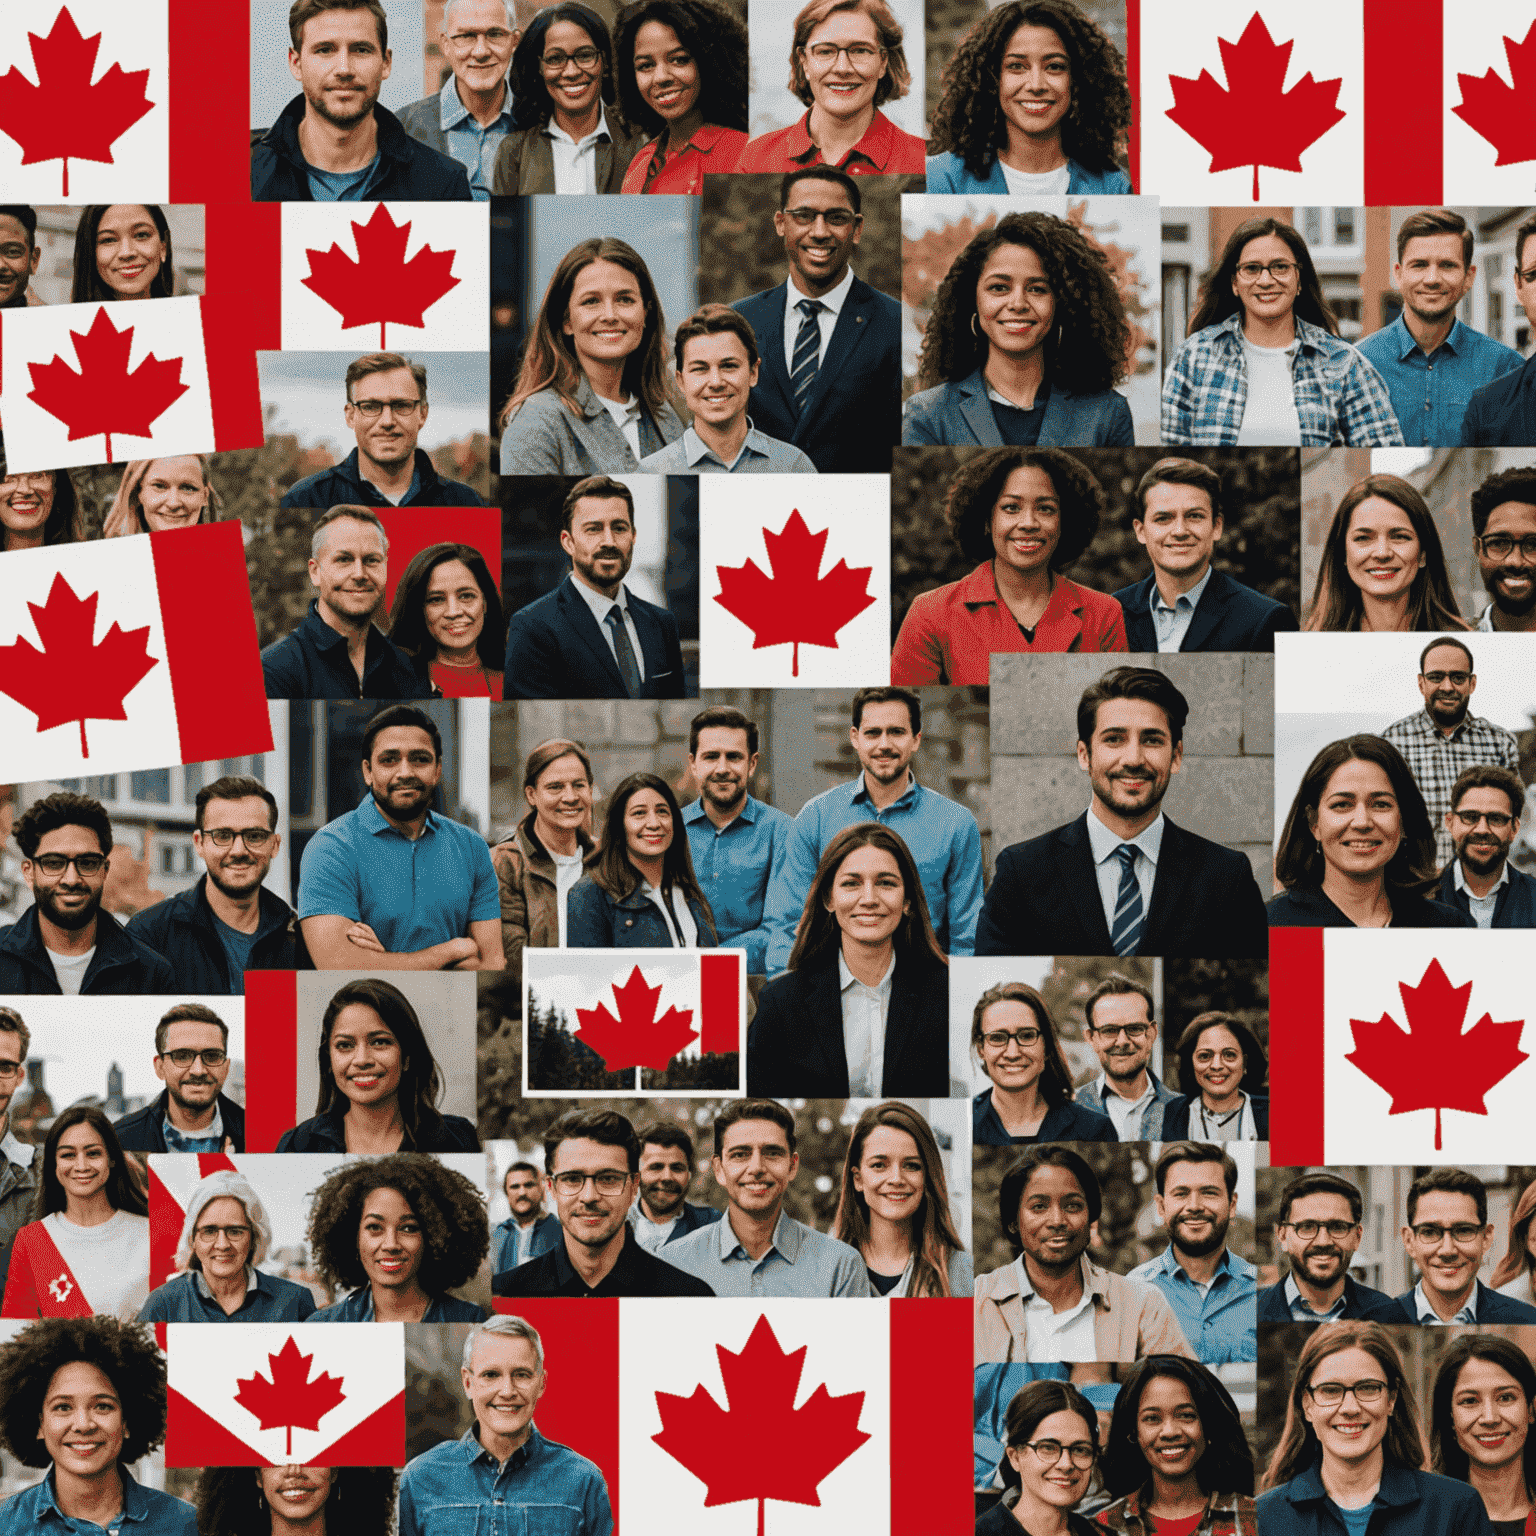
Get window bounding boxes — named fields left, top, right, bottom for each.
left=57, top=777, right=117, bottom=800
left=1491, top=291, right=1504, bottom=343
left=1486, top=253, right=1503, bottom=279
left=1332, top=297, right=1362, bottom=324
left=1302, top=208, right=1322, bottom=245
left=159, top=842, right=196, bottom=876
left=129, top=770, right=170, bottom=804
left=1162, top=223, right=1189, bottom=244
left=1333, top=208, right=1356, bottom=244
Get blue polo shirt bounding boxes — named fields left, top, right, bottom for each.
left=298, top=795, right=500, bottom=953
left=137, top=1267, right=318, bottom=1323
left=682, top=794, right=793, bottom=974
left=1127, top=1244, right=1257, bottom=1365
left=0, top=1467, right=197, bottom=1536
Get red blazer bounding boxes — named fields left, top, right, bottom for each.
left=621, top=124, right=747, bottom=193
left=737, top=109, right=926, bottom=175
left=891, top=563, right=1128, bottom=684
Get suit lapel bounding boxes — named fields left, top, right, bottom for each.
left=1179, top=569, right=1232, bottom=652
left=627, top=599, right=663, bottom=697
left=756, top=284, right=796, bottom=420
left=1038, top=386, right=1076, bottom=445
left=958, top=375, right=1004, bottom=446
left=800, top=280, right=875, bottom=425
left=1122, top=576, right=1156, bottom=651
left=1062, top=817, right=1114, bottom=951
left=1142, top=819, right=1194, bottom=950
left=558, top=581, right=626, bottom=693
left=805, top=963, right=852, bottom=1094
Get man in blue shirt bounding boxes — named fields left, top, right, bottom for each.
left=1128, top=1143, right=1256, bottom=1365
left=682, top=706, right=792, bottom=975
left=1358, top=208, right=1523, bottom=446
left=400, top=1314, right=614, bottom=1536
left=762, top=686, right=984, bottom=973
left=299, top=705, right=504, bottom=970
left=490, top=1161, right=560, bottom=1273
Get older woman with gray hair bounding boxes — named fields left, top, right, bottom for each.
left=137, top=1169, right=317, bottom=1323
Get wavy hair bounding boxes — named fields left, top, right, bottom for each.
left=1495, top=1179, right=1536, bottom=1290
left=1430, top=1334, right=1536, bottom=1498
left=586, top=772, right=713, bottom=927
left=1, top=469, right=84, bottom=549
left=386, top=541, right=504, bottom=671
left=35, top=1105, right=147, bottom=1221
left=507, top=4, right=619, bottom=130
left=787, top=0, right=910, bottom=108
left=1173, top=1012, right=1268, bottom=1099
left=173, top=1169, right=273, bottom=1272
left=70, top=204, right=174, bottom=303
left=945, top=445, right=1105, bottom=568
left=101, top=456, right=221, bottom=537
left=999, top=1379, right=1099, bottom=1491
left=1188, top=217, right=1337, bottom=337
left=971, top=981, right=1074, bottom=1106
left=614, top=0, right=748, bottom=136
left=195, top=1468, right=398, bottom=1536
left=1102, top=1356, right=1254, bottom=1499
left=916, top=212, right=1130, bottom=394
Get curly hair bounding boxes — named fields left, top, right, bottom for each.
left=1188, top=217, right=1337, bottom=337
left=944, top=445, right=1104, bottom=567
left=14, top=791, right=111, bottom=859
left=614, top=0, right=748, bottom=136
left=306, top=1153, right=488, bottom=1298
left=928, top=1, right=1130, bottom=179
left=386, top=541, right=505, bottom=673
left=0, top=1317, right=166, bottom=1467
left=507, top=5, right=619, bottom=131
left=36, top=1105, right=147, bottom=1222
left=1, top=470, right=85, bottom=550
left=195, top=1468, right=398, bottom=1536
left=101, top=457, right=222, bottom=538
left=1471, top=464, right=1536, bottom=538
left=916, top=212, right=1130, bottom=394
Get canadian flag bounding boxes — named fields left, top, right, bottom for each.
left=0, top=523, right=271, bottom=781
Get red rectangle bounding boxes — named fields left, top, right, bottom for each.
left=1364, top=0, right=1440, bottom=204
left=243, top=970, right=298, bottom=1153
left=1269, top=927, right=1324, bottom=1166
left=202, top=289, right=268, bottom=452
left=206, top=202, right=282, bottom=353
left=379, top=507, right=504, bottom=610
left=699, top=952, right=740, bottom=1057
left=891, top=1298, right=971, bottom=1535
left=169, top=0, right=250, bottom=202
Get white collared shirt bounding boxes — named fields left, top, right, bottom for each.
left=781, top=264, right=855, bottom=381
left=1454, top=858, right=1509, bottom=929
left=838, top=950, right=895, bottom=1098
left=628, top=1206, right=679, bottom=1253
left=593, top=389, right=643, bottom=460
left=1091, top=1073, right=1156, bottom=1140
left=0, top=1126, right=29, bottom=1171
left=1014, top=1255, right=1097, bottom=1362
left=568, top=575, right=646, bottom=683
left=1084, top=809, right=1164, bottom=940
left=1151, top=565, right=1214, bottom=652
left=1412, top=1277, right=1477, bottom=1325
left=548, top=107, right=611, bottom=195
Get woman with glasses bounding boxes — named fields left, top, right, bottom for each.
left=1162, top=217, right=1403, bottom=447
left=70, top=205, right=174, bottom=302
left=385, top=541, right=505, bottom=699
left=1259, top=1321, right=1493, bottom=1535
left=971, top=982, right=1116, bottom=1145
left=1430, top=1335, right=1536, bottom=1536
left=491, top=5, right=640, bottom=194
left=978, top=1378, right=1104, bottom=1535
left=0, top=469, right=84, bottom=551
left=738, top=0, right=926, bottom=176
left=904, top=213, right=1134, bottom=448
left=927, top=1, right=1133, bottom=195
left=1160, top=1013, right=1268, bottom=1142
left=276, top=979, right=481, bottom=1154
left=194, top=1467, right=396, bottom=1536
left=100, top=457, right=220, bottom=537
left=1492, top=1179, right=1536, bottom=1312
left=137, top=1169, right=315, bottom=1323
left=305, top=1153, right=488, bottom=1323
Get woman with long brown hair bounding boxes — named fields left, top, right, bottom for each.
left=70, top=204, right=174, bottom=302
left=0, top=468, right=84, bottom=551
left=385, top=541, right=505, bottom=699
left=1492, top=1178, right=1536, bottom=1311
left=1430, top=1334, right=1536, bottom=1535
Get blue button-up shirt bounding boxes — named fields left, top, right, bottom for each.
left=1283, top=1272, right=1347, bottom=1324
left=762, top=772, right=984, bottom=973
left=662, top=1208, right=871, bottom=1297
left=1357, top=313, right=1524, bottom=446
left=137, top=1266, right=318, bottom=1324
left=639, top=423, right=819, bottom=474
left=438, top=72, right=514, bottom=201
left=298, top=795, right=500, bottom=953
left=0, top=1467, right=198, bottom=1536
left=682, top=794, right=793, bottom=974
left=1150, top=565, right=1213, bottom=652
left=399, top=1425, right=614, bottom=1536
left=1127, top=1244, right=1256, bottom=1365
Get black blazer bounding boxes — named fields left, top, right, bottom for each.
left=747, top=950, right=949, bottom=1097
left=732, top=276, right=901, bottom=474
left=1377, top=1280, right=1536, bottom=1325
left=1160, top=1093, right=1270, bottom=1139
left=975, top=813, right=1269, bottom=958
left=1113, top=568, right=1299, bottom=652
left=1256, top=1275, right=1398, bottom=1324
left=1266, top=886, right=1475, bottom=928
left=503, top=578, right=685, bottom=699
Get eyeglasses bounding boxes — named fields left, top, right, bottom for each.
left=552, top=1170, right=630, bottom=1194
left=349, top=397, right=425, bottom=418
left=1282, top=1219, right=1358, bottom=1240
left=193, top=1223, right=251, bottom=1245
left=1451, top=808, right=1514, bottom=830
left=31, top=853, right=106, bottom=876
left=1477, top=534, right=1536, bottom=559
left=782, top=206, right=858, bottom=230
left=1422, top=670, right=1471, bottom=686
left=1088, top=1023, right=1149, bottom=1041
left=201, top=827, right=275, bottom=849
left=804, top=42, right=884, bottom=68
left=1235, top=260, right=1298, bottom=282
left=160, top=1048, right=228, bottom=1068
left=1306, top=1379, right=1389, bottom=1407
left=1410, top=1222, right=1486, bottom=1245
left=0, top=1060, right=22, bottom=1080
left=982, top=1028, right=1041, bottom=1050
left=1017, top=1438, right=1096, bottom=1468
left=447, top=28, right=514, bottom=50
left=1192, top=1047, right=1242, bottom=1066
left=541, top=46, right=600, bottom=72
left=0, top=472, right=52, bottom=490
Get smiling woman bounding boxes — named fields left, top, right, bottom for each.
left=386, top=540, right=505, bottom=698
left=194, top=1466, right=397, bottom=1536
left=0, top=469, right=84, bottom=552
left=69, top=204, right=173, bottom=303
left=101, top=456, right=221, bottom=538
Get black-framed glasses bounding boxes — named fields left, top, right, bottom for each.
left=1235, top=260, right=1298, bottom=282
left=1422, top=670, right=1471, bottom=686
left=782, top=206, right=858, bottom=230
left=201, top=826, right=274, bottom=849
left=1017, top=1438, right=1096, bottom=1468
left=1451, top=808, right=1514, bottom=830
left=982, top=1028, right=1041, bottom=1050
left=1477, top=534, right=1536, bottom=559
left=552, top=1170, right=630, bottom=1194
left=541, top=46, right=600, bottom=72
left=805, top=42, right=883, bottom=67
left=193, top=1223, right=251, bottom=1245
left=1306, top=1380, right=1389, bottom=1407
left=1282, top=1219, right=1358, bottom=1240
left=1410, top=1221, right=1485, bottom=1245
left=160, top=1048, right=228, bottom=1068
left=32, top=853, right=106, bottom=875
left=1088, top=1023, right=1150, bottom=1041
left=447, top=28, right=514, bottom=50
left=349, top=397, right=425, bottom=418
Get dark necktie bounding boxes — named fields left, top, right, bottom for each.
left=1110, top=844, right=1144, bottom=957
left=604, top=606, right=641, bottom=698
left=790, top=298, right=825, bottom=415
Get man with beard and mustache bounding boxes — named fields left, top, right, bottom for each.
left=1257, top=1172, right=1396, bottom=1324
left=1471, top=464, right=1536, bottom=633
left=1381, top=637, right=1520, bottom=868
left=490, top=1161, right=560, bottom=1274
left=0, top=794, right=174, bottom=995
left=298, top=705, right=504, bottom=970
left=1436, top=766, right=1536, bottom=928
left=112, top=1004, right=245, bottom=1154
left=126, top=777, right=301, bottom=993
left=976, top=667, right=1268, bottom=957
left=252, top=0, right=472, bottom=201
left=1072, top=974, right=1180, bottom=1140
left=681, top=706, right=791, bottom=976
left=626, top=1123, right=722, bottom=1253
left=1128, top=1143, right=1256, bottom=1365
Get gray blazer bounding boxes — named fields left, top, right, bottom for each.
left=500, top=375, right=685, bottom=475
left=490, top=123, right=640, bottom=195
left=902, top=366, right=1135, bottom=447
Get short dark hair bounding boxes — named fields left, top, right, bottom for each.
left=290, top=0, right=388, bottom=50
left=1134, top=457, right=1224, bottom=524
left=362, top=704, right=442, bottom=763
left=1516, top=213, right=1536, bottom=276
left=713, top=1098, right=796, bottom=1158
left=636, top=1121, right=697, bottom=1172
left=194, top=774, right=277, bottom=832
left=673, top=304, right=760, bottom=371
left=1419, top=635, right=1473, bottom=674
left=561, top=475, right=634, bottom=534
left=543, top=1108, right=641, bottom=1174
left=779, top=165, right=861, bottom=214
left=1174, top=1013, right=1268, bottom=1099
left=1077, top=667, right=1188, bottom=750
left=155, top=1003, right=228, bottom=1056
left=851, top=685, right=920, bottom=735
left=14, top=792, right=112, bottom=859
left=345, top=351, right=425, bottom=401
left=1432, top=1335, right=1536, bottom=1493
left=945, top=446, right=1106, bottom=568
left=1276, top=1172, right=1364, bottom=1227
left=1155, top=1141, right=1238, bottom=1198
left=1000, top=1380, right=1100, bottom=1493
left=1407, top=1167, right=1488, bottom=1227
left=1449, top=764, right=1525, bottom=820
left=1084, top=973, right=1155, bottom=1031
left=0, top=205, right=37, bottom=245
left=505, top=1160, right=540, bottom=1183
left=689, top=706, right=758, bottom=758
left=1471, top=464, right=1536, bottom=538
left=1000, top=1147, right=1101, bottom=1254
left=0, top=1008, right=30, bottom=1062
left=1396, top=208, right=1473, bottom=267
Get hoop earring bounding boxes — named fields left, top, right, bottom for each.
left=970, top=313, right=980, bottom=340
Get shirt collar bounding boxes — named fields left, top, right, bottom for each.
left=192, top=1264, right=258, bottom=1303
left=838, top=950, right=895, bottom=995
left=40, top=1466, right=151, bottom=1525
left=359, top=793, right=437, bottom=839
left=789, top=262, right=855, bottom=320
left=717, top=1207, right=800, bottom=1262
left=852, top=769, right=917, bottom=807
left=1084, top=808, right=1166, bottom=869
left=1093, top=1073, right=1154, bottom=1112
left=0, top=1126, right=30, bottom=1170
left=785, top=108, right=895, bottom=170
left=683, top=795, right=759, bottom=827
left=1418, top=707, right=1479, bottom=741
left=1283, top=1271, right=1346, bottom=1319
left=465, top=1422, right=541, bottom=1473
left=568, top=572, right=631, bottom=629
left=1454, top=859, right=1510, bottom=897
left=163, top=1099, right=225, bottom=1150
left=1157, top=1243, right=1243, bottom=1281
left=439, top=72, right=510, bottom=130
left=1152, top=564, right=1214, bottom=617
left=547, top=106, right=610, bottom=149
left=1413, top=1277, right=1477, bottom=1323
left=1391, top=311, right=1464, bottom=359
left=680, top=422, right=772, bottom=469
left=1013, top=1252, right=1099, bottom=1303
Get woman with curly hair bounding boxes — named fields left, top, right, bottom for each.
left=70, top=205, right=174, bottom=302
left=978, top=1379, right=1104, bottom=1535
left=831, top=1100, right=971, bottom=1297
left=0, top=468, right=84, bottom=551
left=927, top=1, right=1133, bottom=195
left=0, top=1317, right=195, bottom=1535
left=100, top=456, right=221, bottom=537
left=276, top=978, right=482, bottom=1154
left=748, top=824, right=948, bottom=1097
left=1303, top=474, right=1468, bottom=631
left=498, top=237, right=684, bottom=473
left=1096, top=1355, right=1256, bottom=1534
left=1430, top=1334, right=1536, bottom=1534
left=2, top=1106, right=150, bottom=1322
left=738, top=0, right=926, bottom=175
left=1492, top=1178, right=1536, bottom=1310
left=1269, top=735, right=1473, bottom=929
left=386, top=541, right=505, bottom=698
left=305, top=1153, right=488, bottom=1323
left=904, top=213, right=1133, bottom=447
left=195, top=1467, right=397, bottom=1536
left=1162, top=217, right=1403, bottom=447
left=1160, top=1013, right=1269, bottom=1142
left=489, top=5, right=641, bottom=194
left=892, top=446, right=1125, bottom=683
left=615, top=0, right=748, bottom=193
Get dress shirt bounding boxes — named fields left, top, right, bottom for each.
left=1150, top=566, right=1214, bottom=652
left=567, top=575, right=647, bottom=683
left=1127, top=1245, right=1257, bottom=1365
left=780, top=264, right=854, bottom=380
left=1014, top=1255, right=1098, bottom=1361
left=438, top=73, right=513, bottom=200
left=161, top=1102, right=223, bottom=1153
left=1283, top=1272, right=1347, bottom=1324
left=1, top=1127, right=32, bottom=1170
left=629, top=1209, right=677, bottom=1253
left=1088, top=1073, right=1156, bottom=1140
left=663, top=1208, right=871, bottom=1297
left=1085, top=809, right=1163, bottom=936
left=682, top=795, right=794, bottom=974
left=838, top=950, right=895, bottom=1099
left=548, top=107, right=612, bottom=194
left=1453, top=858, right=1509, bottom=929
left=1412, top=1277, right=1477, bottom=1325
left=639, top=422, right=817, bottom=473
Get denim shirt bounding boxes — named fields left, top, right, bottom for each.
left=1127, top=1244, right=1257, bottom=1364
left=0, top=1467, right=197, bottom=1536
left=398, top=1425, right=614, bottom=1536
left=682, top=795, right=793, bottom=973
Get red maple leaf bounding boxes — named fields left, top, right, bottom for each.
left=0, top=8, right=154, bottom=197
left=0, top=572, right=158, bottom=758
left=654, top=1314, right=870, bottom=1536
left=234, top=1336, right=347, bottom=1458
left=713, top=510, right=875, bottom=677
left=26, top=307, right=190, bottom=463
left=1345, top=959, right=1527, bottom=1151
left=574, top=965, right=697, bottom=1071
left=1452, top=21, right=1536, bottom=166
left=301, top=204, right=462, bottom=348
left=1165, top=13, right=1344, bottom=201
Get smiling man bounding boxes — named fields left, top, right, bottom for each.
left=1436, top=766, right=1536, bottom=928
left=1257, top=1172, right=1396, bottom=1324
left=626, top=1123, right=724, bottom=1253
left=399, top=1315, right=614, bottom=1536
left=113, top=1005, right=244, bottom=1155
left=490, top=1162, right=560, bottom=1274
left=1072, top=973, right=1179, bottom=1140
left=0, top=205, right=42, bottom=309
left=1471, top=464, right=1536, bottom=634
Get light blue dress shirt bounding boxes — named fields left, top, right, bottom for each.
left=663, top=1209, right=871, bottom=1297
left=1084, top=809, right=1164, bottom=938
left=639, top=423, right=818, bottom=474
left=682, top=794, right=793, bottom=974
left=1150, top=566, right=1214, bottom=653
left=1128, top=1244, right=1257, bottom=1364
left=439, top=73, right=514, bottom=201
left=1411, top=1276, right=1477, bottom=1325
left=1282, top=1272, right=1347, bottom=1323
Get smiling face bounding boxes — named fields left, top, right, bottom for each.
left=990, top=464, right=1061, bottom=577
left=463, top=1333, right=546, bottom=1453
left=825, top=843, right=907, bottom=948
left=39, top=1362, right=124, bottom=1480
left=562, top=259, right=647, bottom=375
left=1451, top=1357, right=1534, bottom=1474
left=1343, top=496, right=1424, bottom=608
left=1309, top=758, right=1403, bottom=881
left=526, top=752, right=593, bottom=837
left=775, top=176, right=862, bottom=297
left=1403, top=1188, right=1492, bottom=1311
left=195, top=793, right=279, bottom=900
left=309, top=515, right=387, bottom=625
left=1230, top=232, right=1300, bottom=326
left=1156, top=1158, right=1233, bottom=1260
left=364, top=725, right=442, bottom=824
left=633, top=19, right=700, bottom=123
left=850, top=699, right=919, bottom=789
left=93, top=205, right=166, bottom=300
left=359, top=1185, right=425, bottom=1292
left=1085, top=992, right=1156, bottom=1083
left=548, top=1135, right=637, bottom=1249
left=423, top=557, right=487, bottom=657
left=0, top=213, right=38, bottom=308
left=442, top=0, right=517, bottom=96
left=1136, top=481, right=1222, bottom=583
left=1450, top=784, right=1519, bottom=878
left=1416, top=641, right=1475, bottom=729
left=55, top=1121, right=111, bottom=1205
left=328, top=1003, right=405, bottom=1110
left=1007, top=1408, right=1094, bottom=1511
left=976, top=242, right=1056, bottom=364
left=193, top=1195, right=253, bottom=1281
left=852, top=1124, right=924, bottom=1226
left=345, top=365, right=426, bottom=474
left=24, top=825, right=108, bottom=933
left=1396, top=233, right=1474, bottom=326
left=678, top=330, right=758, bottom=434
left=1135, top=1374, right=1206, bottom=1485
left=1477, top=499, right=1536, bottom=617
left=561, top=493, right=635, bottom=597
left=713, top=1118, right=798, bottom=1222
left=289, top=7, right=392, bottom=129
left=801, top=6, right=887, bottom=122
left=541, top=18, right=604, bottom=121
left=1015, top=1163, right=1092, bottom=1277
left=1189, top=1024, right=1245, bottom=1105
left=638, top=1140, right=691, bottom=1220
left=998, top=23, right=1071, bottom=148
left=622, top=787, right=674, bottom=866
left=0, top=470, right=54, bottom=542
left=1279, top=1191, right=1363, bottom=1287
left=1077, top=699, right=1181, bottom=824
left=979, top=997, right=1046, bottom=1095
left=1303, top=1346, right=1396, bottom=1469
left=155, top=1019, right=231, bottom=1116
left=258, top=1467, right=336, bottom=1523
left=689, top=727, right=756, bottom=816
left=137, top=456, right=209, bottom=530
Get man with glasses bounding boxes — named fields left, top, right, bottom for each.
left=0, top=1008, right=39, bottom=1298
left=113, top=1004, right=245, bottom=1155
left=492, top=1109, right=714, bottom=1297
left=1258, top=1172, right=1395, bottom=1324
left=1435, top=766, right=1536, bottom=928
left=1380, top=637, right=1520, bottom=867
left=0, top=793, right=174, bottom=994
left=1072, top=974, right=1179, bottom=1140
left=398, top=0, right=519, bottom=201
left=126, top=776, right=301, bottom=992
left=1465, top=212, right=1536, bottom=444
left=1470, top=465, right=1536, bottom=633
left=283, top=354, right=485, bottom=508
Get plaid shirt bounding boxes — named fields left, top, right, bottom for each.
left=1161, top=313, right=1405, bottom=446
left=1380, top=708, right=1520, bottom=866
left=1095, top=1490, right=1259, bottom=1535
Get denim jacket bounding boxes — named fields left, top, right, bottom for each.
left=565, top=877, right=717, bottom=949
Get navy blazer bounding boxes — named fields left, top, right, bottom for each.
left=1378, top=1279, right=1536, bottom=1325
left=504, top=578, right=685, bottom=699
left=732, top=276, right=901, bottom=474
left=975, top=813, right=1269, bottom=959
left=1256, top=1275, right=1398, bottom=1324
left=1160, top=1093, right=1269, bottom=1140
left=1437, top=862, right=1536, bottom=927
left=1464, top=352, right=1536, bottom=446
left=902, top=368, right=1134, bottom=447
left=1257, top=1463, right=1495, bottom=1536
left=1113, top=569, right=1299, bottom=652
left=972, top=1091, right=1118, bottom=1146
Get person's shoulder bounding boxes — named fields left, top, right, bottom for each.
left=280, top=464, right=343, bottom=507
left=434, top=1114, right=483, bottom=1151
left=394, top=95, right=441, bottom=138
left=275, top=1114, right=333, bottom=1153
left=531, top=1428, right=607, bottom=1481
left=904, top=378, right=961, bottom=417
left=1160, top=816, right=1249, bottom=869
left=847, top=273, right=900, bottom=318
left=503, top=387, right=575, bottom=430
left=404, top=1432, right=467, bottom=1474
left=732, top=282, right=784, bottom=321
left=736, top=123, right=798, bottom=170
left=996, top=817, right=1083, bottom=864
left=638, top=1246, right=716, bottom=1295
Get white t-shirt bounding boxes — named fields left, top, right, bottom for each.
left=1000, top=161, right=1071, bottom=196
left=1237, top=338, right=1302, bottom=445
left=630, top=1211, right=679, bottom=1254
left=643, top=883, right=697, bottom=947
left=47, top=947, right=94, bottom=996
left=41, top=1210, right=152, bottom=1320
left=552, top=850, right=584, bottom=947
left=593, top=390, right=642, bottom=459
left=548, top=108, right=610, bottom=195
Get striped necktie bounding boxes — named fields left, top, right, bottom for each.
left=790, top=298, right=825, bottom=414
left=604, top=605, right=642, bottom=698
left=1110, top=844, right=1144, bottom=957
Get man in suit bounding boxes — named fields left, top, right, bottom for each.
left=503, top=475, right=685, bottom=698
left=1113, top=457, right=1297, bottom=652
left=1258, top=1172, right=1396, bottom=1325
left=1072, top=973, right=1180, bottom=1140
left=1437, top=765, right=1536, bottom=928
left=1464, top=212, right=1536, bottom=445
left=627, top=1123, right=723, bottom=1252
left=975, top=667, right=1268, bottom=957
left=730, top=166, right=900, bottom=474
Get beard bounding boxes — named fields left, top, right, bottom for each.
left=1455, top=833, right=1510, bottom=876
left=1484, top=567, right=1536, bottom=617
left=641, top=1180, right=686, bottom=1218
left=306, top=79, right=382, bottom=131
left=34, top=883, right=101, bottom=932
left=1171, top=1212, right=1231, bottom=1259
left=206, top=859, right=267, bottom=898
